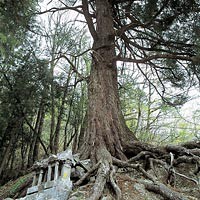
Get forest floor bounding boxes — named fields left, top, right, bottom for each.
left=68, top=163, right=199, bottom=200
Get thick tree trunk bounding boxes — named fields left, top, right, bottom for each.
left=79, top=0, right=136, bottom=163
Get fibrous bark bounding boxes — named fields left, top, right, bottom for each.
left=75, top=1, right=137, bottom=199
left=78, top=0, right=136, bottom=163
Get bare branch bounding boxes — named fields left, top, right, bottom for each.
left=82, top=0, right=98, bottom=40
left=117, top=53, right=192, bottom=63
left=35, top=5, right=83, bottom=15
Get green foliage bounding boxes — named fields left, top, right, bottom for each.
left=0, top=32, right=6, bottom=43
left=0, top=0, right=38, bottom=58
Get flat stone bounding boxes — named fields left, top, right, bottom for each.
left=27, top=186, right=38, bottom=194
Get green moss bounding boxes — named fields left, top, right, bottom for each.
left=0, top=173, right=32, bottom=199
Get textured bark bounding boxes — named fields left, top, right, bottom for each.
left=78, top=0, right=137, bottom=163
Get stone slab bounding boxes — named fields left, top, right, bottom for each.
left=27, top=186, right=38, bottom=195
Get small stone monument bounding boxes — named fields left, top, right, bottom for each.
left=19, top=149, right=74, bottom=200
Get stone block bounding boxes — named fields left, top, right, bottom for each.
left=27, top=186, right=38, bottom=194
left=44, top=181, right=54, bottom=189
left=19, top=185, right=71, bottom=200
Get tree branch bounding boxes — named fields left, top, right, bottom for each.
left=35, top=5, right=83, bottom=15
left=82, top=0, right=98, bottom=40
left=117, top=53, right=192, bottom=63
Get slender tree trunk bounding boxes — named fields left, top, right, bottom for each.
left=71, top=77, right=87, bottom=151
left=0, top=117, right=21, bottom=176
left=146, top=82, right=152, bottom=134
left=27, top=101, right=44, bottom=167
left=135, top=99, right=142, bottom=134
left=10, top=150, right=15, bottom=171
left=63, top=72, right=79, bottom=150
left=78, top=0, right=137, bottom=163
left=33, top=103, right=45, bottom=162
left=73, top=112, right=87, bottom=152
left=49, top=60, right=56, bottom=153
left=50, top=90, right=55, bottom=153
left=20, top=123, right=29, bottom=170
left=53, top=70, right=71, bottom=153
left=0, top=142, right=12, bottom=176
left=0, top=136, right=14, bottom=176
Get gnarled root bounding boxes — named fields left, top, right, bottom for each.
left=74, top=162, right=101, bottom=187
left=144, top=181, right=188, bottom=200
left=87, top=145, right=122, bottom=200
left=74, top=141, right=200, bottom=200
left=109, top=165, right=121, bottom=200
left=88, top=160, right=110, bottom=200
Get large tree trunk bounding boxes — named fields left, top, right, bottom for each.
left=78, top=0, right=136, bottom=163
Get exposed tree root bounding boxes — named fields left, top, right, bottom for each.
left=74, top=162, right=100, bottom=186
left=174, top=171, right=198, bottom=184
left=74, top=141, right=200, bottom=200
left=144, top=181, right=188, bottom=200
left=109, top=165, right=121, bottom=200
left=88, top=161, right=110, bottom=200
left=166, top=144, right=200, bottom=156
left=128, top=151, right=155, bottom=162
left=151, top=158, right=199, bottom=185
